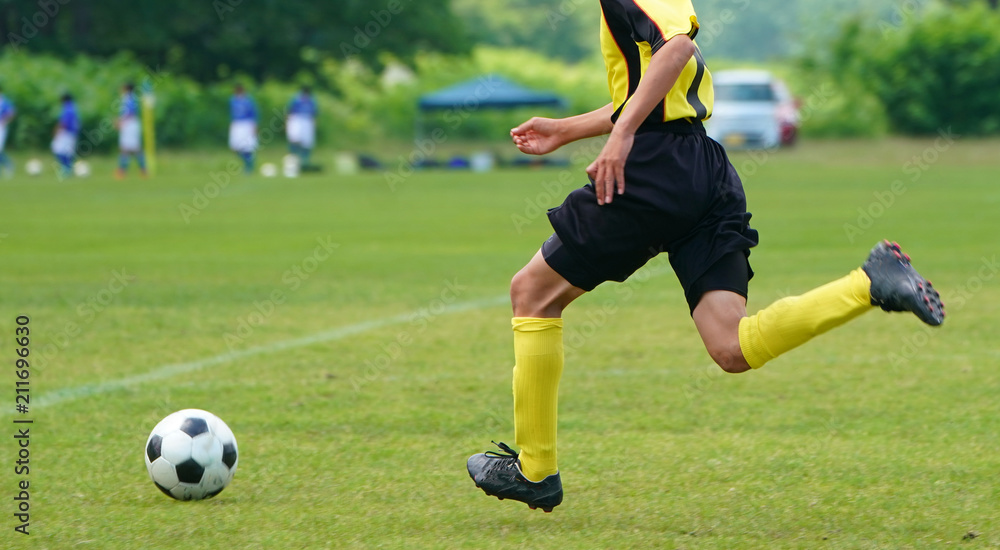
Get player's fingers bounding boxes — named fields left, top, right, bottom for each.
left=589, top=162, right=606, bottom=205
left=595, top=161, right=612, bottom=204
left=511, top=118, right=534, bottom=136
left=615, top=163, right=626, bottom=195
left=602, top=167, right=615, bottom=204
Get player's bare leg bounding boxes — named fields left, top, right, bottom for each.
left=692, top=290, right=752, bottom=373
left=510, top=249, right=586, bottom=318
left=467, top=249, right=584, bottom=512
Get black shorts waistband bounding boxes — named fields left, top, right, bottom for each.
left=635, top=119, right=706, bottom=135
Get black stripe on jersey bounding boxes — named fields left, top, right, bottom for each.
left=603, top=1, right=645, bottom=123
left=628, top=1, right=667, bottom=54
left=686, top=47, right=708, bottom=120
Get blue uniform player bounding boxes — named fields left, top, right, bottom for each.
left=116, top=83, right=147, bottom=179
left=0, top=87, right=15, bottom=177
left=52, top=93, right=80, bottom=177
left=286, top=86, right=317, bottom=167
left=229, top=84, right=258, bottom=173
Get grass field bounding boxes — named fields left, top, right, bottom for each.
left=2, top=139, right=999, bottom=549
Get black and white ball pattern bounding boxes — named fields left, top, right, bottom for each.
left=144, top=409, right=239, bottom=501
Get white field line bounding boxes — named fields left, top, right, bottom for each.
left=34, top=295, right=510, bottom=409
left=35, top=263, right=675, bottom=409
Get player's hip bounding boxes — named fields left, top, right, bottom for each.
left=619, top=125, right=744, bottom=217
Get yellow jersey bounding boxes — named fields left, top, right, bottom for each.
left=599, top=0, right=713, bottom=125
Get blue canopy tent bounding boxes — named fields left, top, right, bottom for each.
left=415, top=74, right=567, bottom=138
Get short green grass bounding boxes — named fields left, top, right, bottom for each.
left=2, top=139, right=999, bottom=549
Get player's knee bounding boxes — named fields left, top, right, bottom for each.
left=707, top=342, right=751, bottom=374
left=510, top=269, right=537, bottom=316
left=510, top=269, right=556, bottom=318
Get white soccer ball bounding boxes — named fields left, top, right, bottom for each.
left=144, top=409, right=239, bottom=501
left=73, top=160, right=91, bottom=177
left=25, top=159, right=43, bottom=176
left=259, top=162, right=278, bottom=177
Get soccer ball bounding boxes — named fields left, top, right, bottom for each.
left=25, top=159, right=43, bottom=176
left=73, top=160, right=91, bottom=177
left=259, top=162, right=278, bottom=177
left=144, top=409, right=239, bottom=501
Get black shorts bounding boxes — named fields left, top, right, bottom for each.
left=541, top=120, right=759, bottom=313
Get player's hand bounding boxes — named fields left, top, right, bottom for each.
left=511, top=117, right=564, bottom=155
left=586, top=129, right=633, bottom=205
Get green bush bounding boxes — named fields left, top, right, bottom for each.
left=800, top=2, right=1000, bottom=137
left=0, top=48, right=610, bottom=153
left=868, top=3, right=1000, bottom=135
left=315, top=47, right=610, bottom=144
left=0, top=52, right=344, bottom=152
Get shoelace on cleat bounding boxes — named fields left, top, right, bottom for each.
left=485, top=441, right=519, bottom=459
left=482, top=441, right=519, bottom=474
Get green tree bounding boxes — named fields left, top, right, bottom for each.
left=867, top=4, right=1000, bottom=135
left=805, top=2, right=1000, bottom=136
left=451, top=0, right=600, bottom=62
left=0, top=0, right=471, bottom=82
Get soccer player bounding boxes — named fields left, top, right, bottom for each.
left=115, top=83, right=147, bottom=179
left=466, top=0, right=945, bottom=513
left=52, top=93, right=80, bottom=178
left=286, top=86, right=317, bottom=167
left=229, top=84, right=258, bottom=174
left=0, top=86, right=15, bottom=177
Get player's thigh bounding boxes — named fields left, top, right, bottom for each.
left=510, top=249, right=586, bottom=318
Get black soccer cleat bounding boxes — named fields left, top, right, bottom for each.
left=863, top=240, right=945, bottom=326
left=467, top=441, right=563, bottom=512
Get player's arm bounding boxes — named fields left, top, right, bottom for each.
left=511, top=103, right=614, bottom=156
left=588, top=34, right=696, bottom=205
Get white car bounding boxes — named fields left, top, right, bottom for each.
left=706, top=69, right=799, bottom=150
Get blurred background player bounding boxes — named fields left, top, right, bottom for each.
left=229, top=84, right=258, bottom=174
left=115, top=83, right=147, bottom=179
left=0, top=86, right=15, bottom=177
left=52, top=93, right=80, bottom=178
left=286, top=86, right=317, bottom=168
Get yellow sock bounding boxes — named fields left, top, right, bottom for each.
left=739, top=268, right=875, bottom=369
left=512, top=317, right=563, bottom=482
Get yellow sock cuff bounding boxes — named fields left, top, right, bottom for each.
left=738, top=316, right=771, bottom=369
left=512, top=317, right=564, bottom=357
left=848, top=267, right=873, bottom=306
left=512, top=317, right=564, bottom=332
